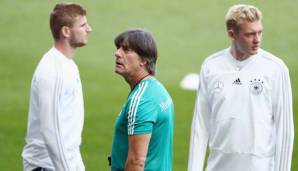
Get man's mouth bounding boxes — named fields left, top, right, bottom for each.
left=115, top=61, right=123, bottom=67
left=252, top=46, right=259, bottom=50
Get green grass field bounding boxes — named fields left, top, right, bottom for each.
left=0, top=0, right=297, bottom=170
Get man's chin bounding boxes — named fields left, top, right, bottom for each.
left=250, top=49, right=259, bottom=55
left=114, top=69, right=122, bottom=75
left=71, top=42, right=87, bottom=48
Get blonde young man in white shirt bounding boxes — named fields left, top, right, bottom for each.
left=188, top=4, right=294, bottom=171
left=22, top=3, right=92, bottom=171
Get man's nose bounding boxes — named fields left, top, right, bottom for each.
left=115, top=48, right=121, bottom=58
left=87, top=24, right=92, bottom=32
left=254, top=33, right=261, bottom=44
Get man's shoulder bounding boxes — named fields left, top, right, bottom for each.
left=203, top=48, right=228, bottom=65
left=258, top=49, right=289, bottom=71
left=129, top=78, right=170, bottom=105
left=39, top=48, right=57, bottom=64
left=34, top=48, right=60, bottom=79
left=144, top=78, right=171, bottom=98
left=199, top=48, right=229, bottom=72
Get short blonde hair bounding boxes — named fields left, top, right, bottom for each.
left=225, top=4, right=262, bottom=32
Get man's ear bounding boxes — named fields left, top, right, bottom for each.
left=227, top=29, right=236, bottom=40
left=140, top=58, right=147, bottom=67
left=61, top=26, right=71, bottom=38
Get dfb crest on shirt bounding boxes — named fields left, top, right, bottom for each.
left=249, top=78, right=264, bottom=95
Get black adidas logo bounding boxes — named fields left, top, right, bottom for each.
left=233, top=78, right=242, bottom=85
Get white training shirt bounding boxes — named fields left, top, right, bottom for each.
left=188, top=48, right=294, bottom=171
left=22, top=47, right=85, bottom=171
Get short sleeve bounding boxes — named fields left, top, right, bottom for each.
left=127, top=98, right=157, bottom=135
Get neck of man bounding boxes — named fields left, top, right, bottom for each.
left=230, top=44, right=250, bottom=61
left=54, top=40, right=76, bottom=59
left=125, top=70, right=151, bottom=90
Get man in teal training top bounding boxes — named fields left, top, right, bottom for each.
left=111, top=29, right=174, bottom=171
